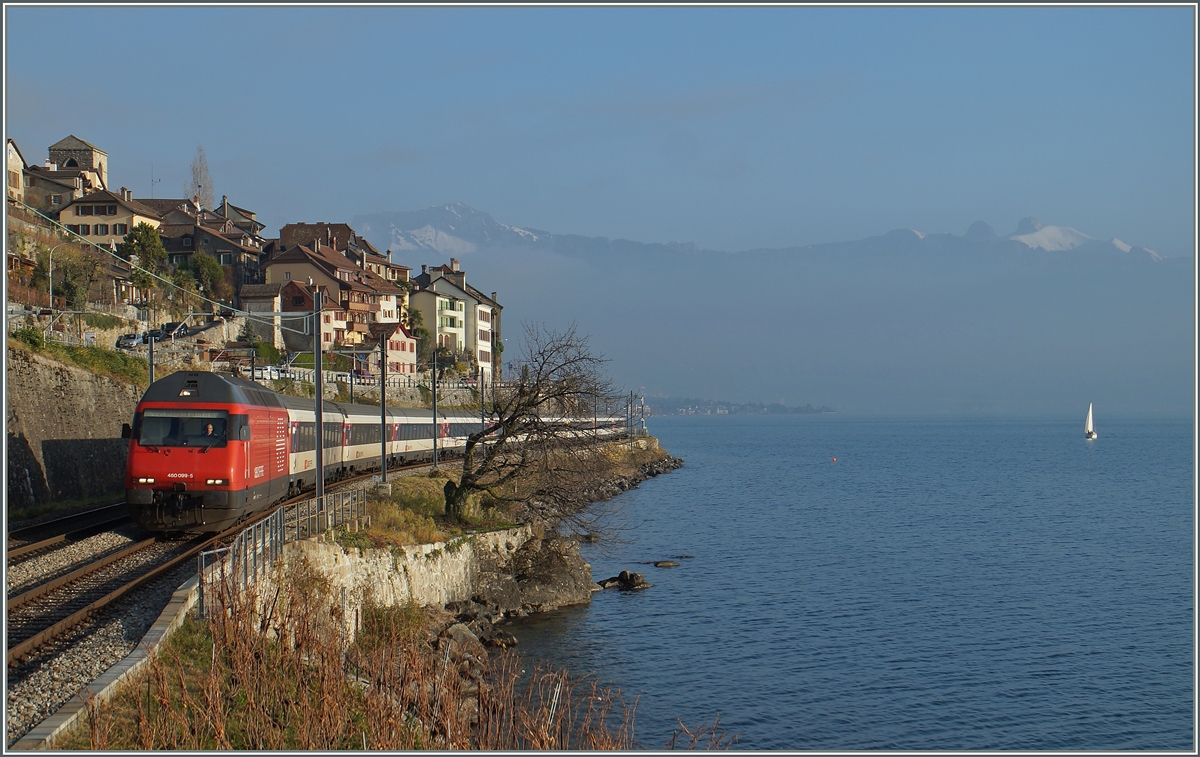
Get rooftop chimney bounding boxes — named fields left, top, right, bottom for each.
left=492, top=292, right=497, bottom=303
left=421, top=264, right=427, bottom=274
left=450, top=258, right=460, bottom=272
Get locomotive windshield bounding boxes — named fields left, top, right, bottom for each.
left=138, top=409, right=229, bottom=448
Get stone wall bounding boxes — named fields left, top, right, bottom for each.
left=6, top=345, right=141, bottom=509
left=277, top=524, right=599, bottom=641
left=284, top=525, right=534, bottom=612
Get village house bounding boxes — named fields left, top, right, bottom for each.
left=56, top=188, right=161, bottom=249
left=409, top=258, right=502, bottom=382
left=139, top=197, right=268, bottom=289
left=277, top=221, right=410, bottom=286
left=19, top=135, right=109, bottom=216
left=263, top=242, right=407, bottom=356
left=213, top=195, right=266, bottom=236
left=235, top=282, right=286, bottom=350
left=7, top=139, right=27, bottom=204
left=368, top=321, right=419, bottom=377
left=276, top=280, right=340, bottom=355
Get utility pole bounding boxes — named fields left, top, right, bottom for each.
left=380, top=332, right=387, bottom=483
left=312, top=282, right=324, bottom=511
left=439, top=347, right=444, bottom=467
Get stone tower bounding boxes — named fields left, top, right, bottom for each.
left=48, top=135, right=107, bottom=189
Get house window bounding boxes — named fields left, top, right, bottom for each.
left=479, top=350, right=491, bottom=363
left=292, top=296, right=304, bottom=307
left=324, top=333, right=332, bottom=342
left=479, top=310, right=490, bottom=324
left=94, top=224, right=108, bottom=236
left=113, top=223, right=127, bottom=235
left=107, top=204, right=116, bottom=215
left=76, top=205, right=93, bottom=216
left=183, top=238, right=192, bottom=247
left=324, top=315, right=331, bottom=324
left=284, top=271, right=290, bottom=280
left=78, top=224, right=90, bottom=235
left=219, top=253, right=232, bottom=265
left=8, top=170, right=19, bottom=188
left=51, top=194, right=61, bottom=206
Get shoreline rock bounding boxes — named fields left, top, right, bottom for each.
left=597, top=570, right=653, bottom=591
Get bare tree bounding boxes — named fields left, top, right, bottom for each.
left=183, top=145, right=214, bottom=210
left=442, top=323, right=619, bottom=524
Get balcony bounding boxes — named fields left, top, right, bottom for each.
left=341, top=300, right=380, bottom=312
left=349, top=321, right=370, bottom=333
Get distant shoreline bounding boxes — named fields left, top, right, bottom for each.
left=645, top=398, right=836, bottom=416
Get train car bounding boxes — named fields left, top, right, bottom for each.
left=124, top=372, right=290, bottom=532
left=126, top=371, right=631, bottom=533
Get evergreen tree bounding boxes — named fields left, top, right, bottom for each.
left=117, top=222, right=166, bottom=290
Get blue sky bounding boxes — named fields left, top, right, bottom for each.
left=4, top=6, right=1195, bottom=256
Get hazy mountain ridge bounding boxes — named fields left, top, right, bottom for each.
left=355, top=205, right=1170, bottom=263
left=351, top=203, right=1190, bottom=416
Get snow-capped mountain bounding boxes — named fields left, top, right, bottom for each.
left=1001, top=216, right=1162, bottom=259
left=354, top=203, right=543, bottom=256
left=354, top=203, right=1169, bottom=264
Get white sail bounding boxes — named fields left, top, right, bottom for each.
left=1085, top=403, right=1096, bottom=439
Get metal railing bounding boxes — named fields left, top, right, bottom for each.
left=196, top=489, right=365, bottom=617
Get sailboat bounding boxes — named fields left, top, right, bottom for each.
left=1085, top=403, right=1097, bottom=440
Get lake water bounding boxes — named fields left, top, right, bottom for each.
left=507, top=415, right=1194, bottom=750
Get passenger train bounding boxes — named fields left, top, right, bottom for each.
left=123, top=371, right=626, bottom=533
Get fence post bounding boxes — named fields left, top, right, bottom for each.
left=197, top=553, right=205, bottom=618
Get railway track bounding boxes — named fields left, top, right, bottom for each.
left=7, top=513, right=134, bottom=565
left=6, top=535, right=210, bottom=667
left=6, top=503, right=129, bottom=555
left=5, top=459, right=443, bottom=745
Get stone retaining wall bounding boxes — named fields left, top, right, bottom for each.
left=287, top=525, right=534, bottom=613
left=5, top=345, right=141, bottom=509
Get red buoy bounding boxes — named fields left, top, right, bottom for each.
left=832, top=457, right=837, bottom=462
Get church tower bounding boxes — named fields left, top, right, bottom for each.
left=48, top=135, right=107, bottom=189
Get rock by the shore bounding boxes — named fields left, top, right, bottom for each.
left=474, top=536, right=597, bottom=614
left=597, top=570, right=653, bottom=591
left=652, top=560, right=680, bottom=568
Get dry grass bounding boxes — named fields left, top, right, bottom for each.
left=63, top=557, right=657, bottom=750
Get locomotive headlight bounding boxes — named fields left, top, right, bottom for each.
left=137, top=477, right=155, bottom=484
left=205, top=478, right=228, bottom=486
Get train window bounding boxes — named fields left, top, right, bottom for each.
left=449, top=423, right=480, bottom=438
left=400, top=423, right=433, bottom=441
left=139, top=409, right=229, bottom=447
left=323, top=422, right=341, bottom=449
left=348, top=424, right=382, bottom=446
left=229, top=414, right=250, bottom=441
left=289, top=422, right=316, bottom=453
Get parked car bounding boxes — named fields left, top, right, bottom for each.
left=252, top=366, right=281, bottom=381
left=161, top=322, right=189, bottom=339
left=144, top=329, right=163, bottom=342
left=116, top=332, right=144, bottom=349
left=351, top=368, right=375, bottom=385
